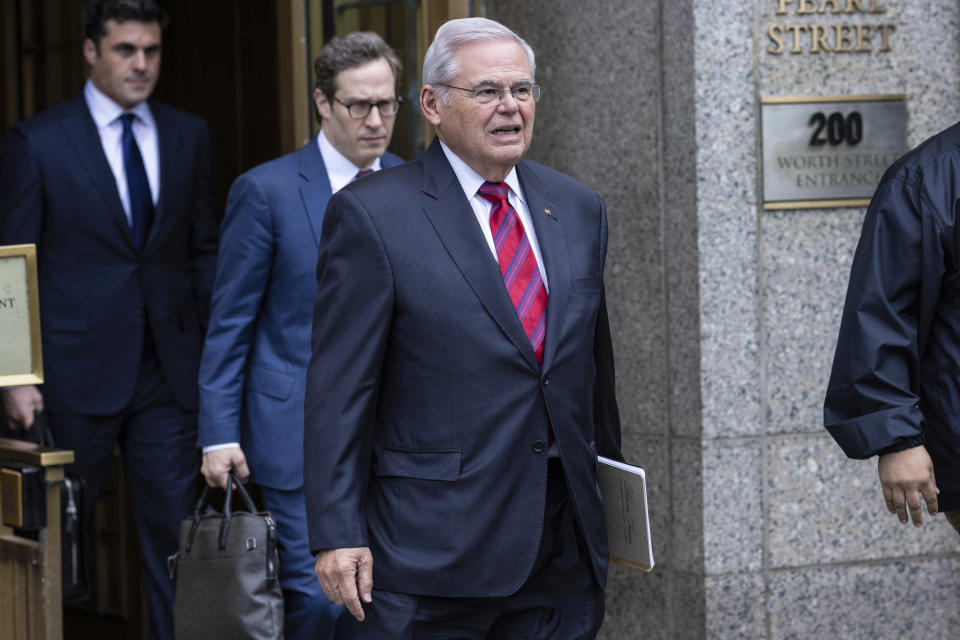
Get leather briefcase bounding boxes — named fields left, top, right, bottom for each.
left=168, top=473, right=284, bottom=639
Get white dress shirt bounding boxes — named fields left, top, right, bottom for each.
left=83, top=80, right=160, bottom=224
left=439, top=140, right=549, bottom=291
left=317, top=129, right=383, bottom=193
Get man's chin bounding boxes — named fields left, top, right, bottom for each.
left=493, top=148, right=526, bottom=168
left=359, top=141, right=388, bottom=155
left=353, top=153, right=381, bottom=169
left=120, top=90, right=152, bottom=107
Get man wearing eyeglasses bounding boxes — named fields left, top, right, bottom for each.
left=303, top=17, right=622, bottom=639
left=197, top=31, right=403, bottom=640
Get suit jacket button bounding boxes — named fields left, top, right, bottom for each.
left=532, top=440, right=546, bottom=454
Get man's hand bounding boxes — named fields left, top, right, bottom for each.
left=878, top=445, right=939, bottom=527
left=200, top=446, right=250, bottom=488
left=315, top=547, right=373, bottom=622
left=2, top=386, right=44, bottom=431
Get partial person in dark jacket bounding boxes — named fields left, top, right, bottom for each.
left=825, top=120, right=960, bottom=535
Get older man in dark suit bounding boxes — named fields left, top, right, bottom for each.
left=304, top=17, right=623, bottom=639
left=0, top=2, right=217, bottom=637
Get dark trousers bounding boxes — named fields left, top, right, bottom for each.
left=947, top=511, right=960, bottom=535
left=357, top=458, right=605, bottom=639
left=48, top=353, right=198, bottom=640
left=259, top=486, right=356, bottom=640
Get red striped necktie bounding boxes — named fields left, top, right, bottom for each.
left=353, top=168, right=374, bottom=182
left=477, top=181, right=548, bottom=366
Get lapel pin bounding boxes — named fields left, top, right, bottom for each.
left=544, top=208, right=552, bottom=216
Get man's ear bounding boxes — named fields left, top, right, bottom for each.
left=314, top=88, right=332, bottom=121
left=420, top=85, right=443, bottom=127
left=82, top=38, right=98, bottom=67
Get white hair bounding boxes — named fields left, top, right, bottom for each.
left=422, top=17, right=536, bottom=104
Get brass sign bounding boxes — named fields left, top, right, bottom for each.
left=761, top=95, right=907, bottom=210
left=0, top=244, right=43, bottom=386
left=766, top=0, right=896, bottom=55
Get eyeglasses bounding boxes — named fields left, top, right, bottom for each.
left=439, top=83, right=541, bottom=105
left=333, top=96, right=402, bottom=118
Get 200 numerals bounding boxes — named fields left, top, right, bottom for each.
left=808, top=111, right=863, bottom=147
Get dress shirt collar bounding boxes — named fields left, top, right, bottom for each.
left=84, top=79, right=154, bottom=129
left=438, top=139, right=524, bottom=204
left=438, top=139, right=547, bottom=292
left=317, top=130, right=382, bottom=193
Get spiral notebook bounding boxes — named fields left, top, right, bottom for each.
left=597, top=456, right=654, bottom=572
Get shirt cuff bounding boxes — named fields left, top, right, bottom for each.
left=202, top=442, right=241, bottom=454
left=877, top=435, right=924, bottom=456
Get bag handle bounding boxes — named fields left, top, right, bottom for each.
left=184, top=485, right=211, bottom=553
left=184, top=472, right=260, bottom=552
left=228, top=471, right=258, bottom=513
left=219, top=471, right=259, bottom=550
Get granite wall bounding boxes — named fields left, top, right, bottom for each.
left=483, top=1, right=960, bottom=638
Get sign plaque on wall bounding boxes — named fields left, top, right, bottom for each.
left=761, top=94, right=907, bottom=210
left=0, top=244, right=43, bottom=386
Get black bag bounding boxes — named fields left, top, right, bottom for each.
left=4, top=411, right=90, bottom=603
left=168, top=473, right=284, bottom=640
left=40, top=413, right=90, bottom=604
left=60, top=471, right=89, bottom=603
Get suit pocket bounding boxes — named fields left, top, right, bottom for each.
left=375, top=448, right=462, bottom=482
left=43, top=311, right=88, bottom=334
left=247, top=363, right=294, bottom=400
left=572, top=275, right=602, bottom=292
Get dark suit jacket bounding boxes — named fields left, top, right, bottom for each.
left=303, top=139, right=622, bottom=598
left=198, top=141, right=403, bottom=490
left=0, top=93, right=218, bottom=414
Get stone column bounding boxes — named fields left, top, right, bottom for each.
left=483, top=1, right=960, bottom=638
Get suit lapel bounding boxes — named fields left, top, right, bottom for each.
left=298, top=141, right=334, bottom=245
left=418, top=141, right=540, bottom=371
left=519, top=161, right=569, bottom=373
left=58, top=95, right=134, bottom=249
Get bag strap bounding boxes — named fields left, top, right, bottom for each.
left=217, top=471, right=260, bottom=550
left=38, top=411, right=57, bottom=448
left=185, top=485, right=212, bottom=553
left=219, top=476, right=234, bottom=550
left=229, top=471, right=258, bottom=513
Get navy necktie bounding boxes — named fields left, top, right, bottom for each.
left=120, top=113, right=154, bottom=250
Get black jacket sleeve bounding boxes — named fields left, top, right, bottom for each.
left=824, top=171, right=947, bottom=459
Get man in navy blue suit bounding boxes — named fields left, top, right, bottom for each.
left=0, top=1, right=217, bottom=638
left=304, top=17, right=623, bottom=639
left=197, top=32, right=404, bottom=640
